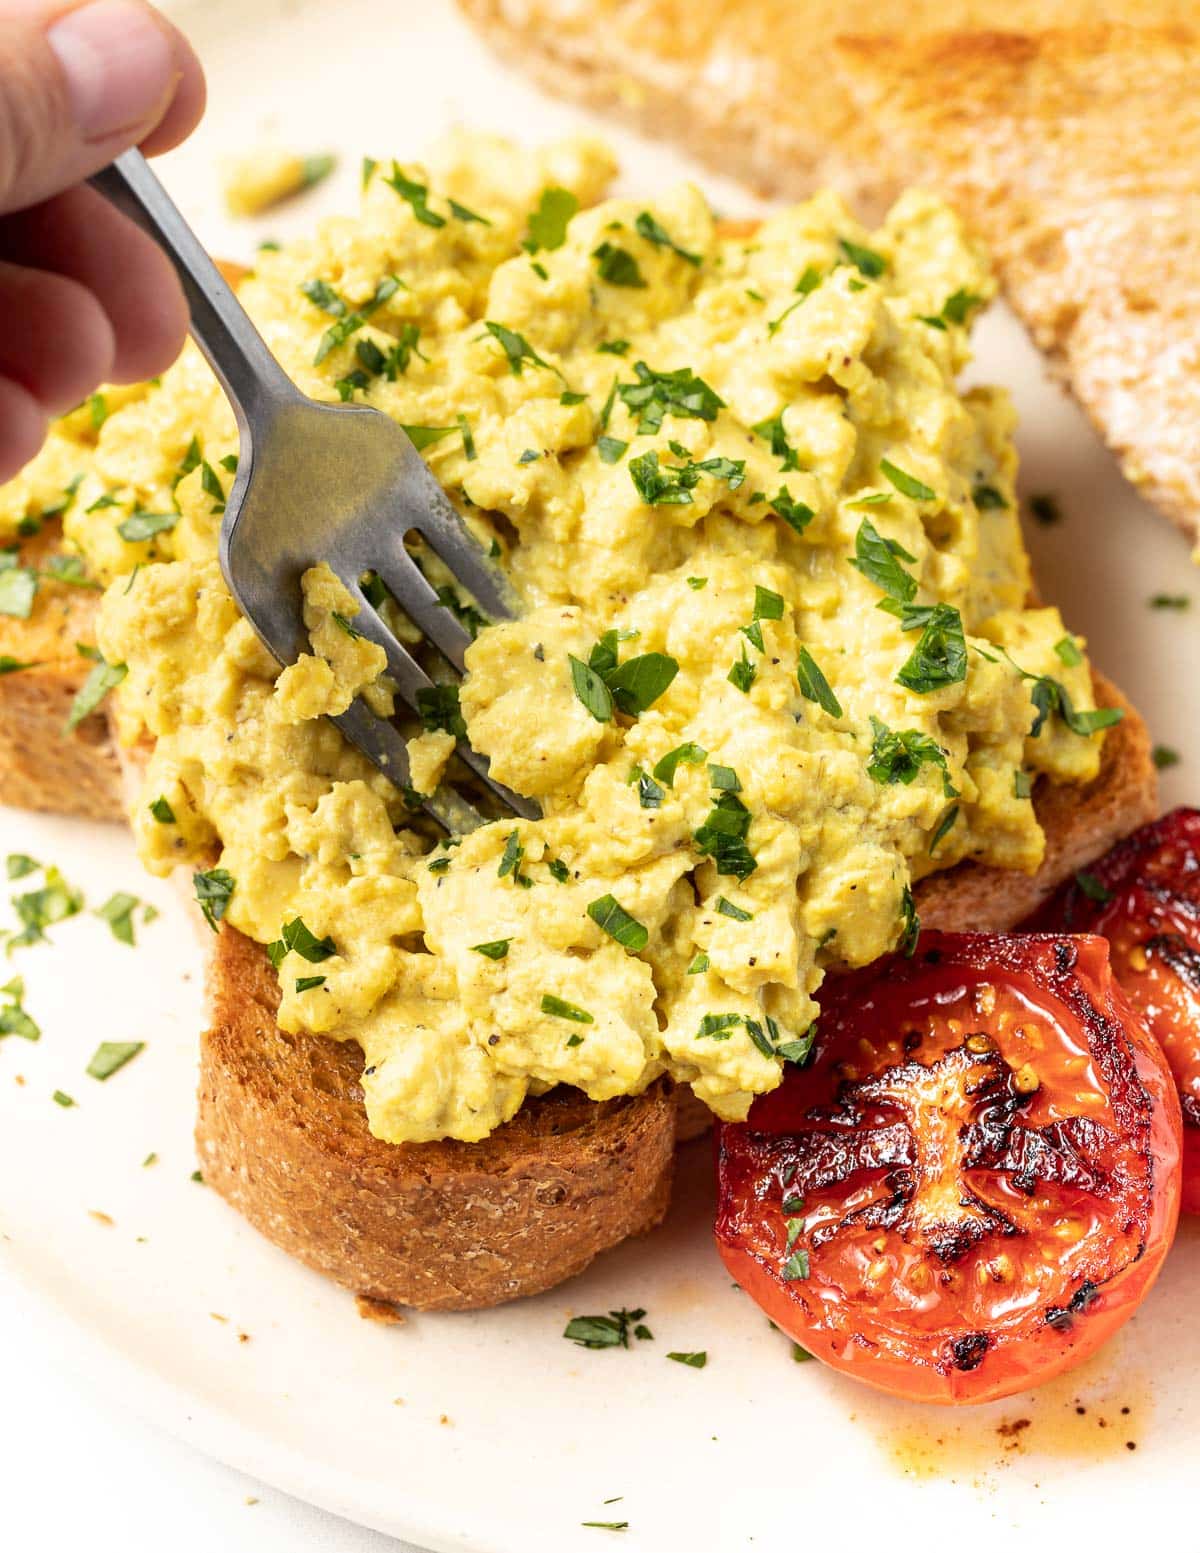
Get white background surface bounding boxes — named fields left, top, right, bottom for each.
left=3, top=2, right=1200, bottom=1551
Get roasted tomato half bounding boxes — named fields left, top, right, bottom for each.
left=715, top=932, right=1181, bottom=1404
left=1025, top=808, right=1200, bottom=1214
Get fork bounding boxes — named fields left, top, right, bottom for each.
left=89, top=150, right=537, bottom=832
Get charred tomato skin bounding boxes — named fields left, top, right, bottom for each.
left=715, top=932, right=1181, bottom=1405
left=1024, top=807, right=1200, bottom=1212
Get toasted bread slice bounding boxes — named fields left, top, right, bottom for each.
left=200, top=923, right=675, bottom=1309
left=456, top=1, right=1187, bottom=216
left=458, top=3, right=1200, bottom=543
left=834, top=23, right=1200, bottom=547
left=0, top=522, right=122, bottom=821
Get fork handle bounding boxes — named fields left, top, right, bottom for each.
left=89, top=150, right=298, bottom=431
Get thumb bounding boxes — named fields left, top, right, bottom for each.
left=0, top=0, right=187, bottom=215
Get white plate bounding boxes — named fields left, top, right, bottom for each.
left=2, top=2, right=1199, bottom=1548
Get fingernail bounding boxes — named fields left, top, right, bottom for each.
left=47, top=0, right=174, bottom=142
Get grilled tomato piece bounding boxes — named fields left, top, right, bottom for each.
left=1025, top=807, right=1200, bottom=1213
left=715, top=932, right=1181, bottom=1404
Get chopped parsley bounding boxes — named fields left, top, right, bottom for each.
left=1013, top=769, right=1034, bottom=798
left=8, top=866, right=82, bottom=949
left=569, top=634, right=679, bottom=721
left=547, top=858, right=571, bottom=882
left=796, top=647, right=843, bottom=718
left=928, top=804, right=960, bottom=856
left=383, top=164, right=449, bottom=227
left=867, top=716, right=957, bottom=796
left=687, top=952, right=709, bottom=975
left=523, top=186, right=578, bottom=252
left=0, top=978, right=39, bottom=1042
left=973, top=483, right=1007, bottom=510
left=694, top=792, right=757, bottom=879
left=697, top=1012, right=742, bottom=1040
left=631, top=767, right=664, bottom=808
left=715, top=896, right=752, bottom=922
left=617, top=361, right=724, bottom=434
left=193, top=868, right=235, bottom=932
left=896, top=603, right=967, bottom=693
left=6, top=855, right=38, bottom=880
left=750, top=409, right=801, bottom=471
left=838, top=237, right=887, bottom=278
left=727, top=646, right=756, bottom=694
left=629, top=448, right=744, bottom=505
left=401, top=424, right=457, bottom=452
left=597, top=436, right=627, bottom=464
left=848, top=518, right=917, bottom=604
left=65, top=654, right=126, bottom=730
left=457, top=413, right=477, bottom=461
left=569, top=653, right=614, bottom=722
left=1149, top=593, right=1190, bottom=610
left=267, top=916, right=336, bottom=967
left=471, top=938, right=512, bottom=960
left=666, top=1351, right=707, bottom=1368
left=770, top=486, right=814, bottom=535
left=634, top=210, right=700, bottom=265
left=880, top=459, right=936, bottom=502
left=53, top=1090, right=76, bottom=1108
left=303, top=275, right=400, bottom=364
left=117, top=509, right=179, bottom=544
left=94, top=891, right=142, bottom=946
left=652, top=742, right=707, bottom=788
left=898, top=885, right=920, bottom=956
left=564, top=1308, right=651, bottom=1349
left=484, top=321, right=556, bottom=377
left=497, top=829, right=526, bottom=881
left=596, top=339, right=630, bottom=356
left=415, top=683, right=467, bottom=738
left=86, top=1041, right=144, bottom=1081
left=541, top=994, right=594, bottom=1024
left=1053, top=634, right=1084, bottom=667
left=1153, top=745, right=1181, bottom=770
left=587, top=895, right=649, bottom=952
left=592, top=242, right=647, bottom=287
left=708, top=764, right=740, bottom=792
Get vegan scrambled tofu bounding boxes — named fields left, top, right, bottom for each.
left=0, top=132, right=1115, bottom=1144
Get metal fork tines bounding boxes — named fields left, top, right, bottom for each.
left=90, top=150, right=538, bottom=835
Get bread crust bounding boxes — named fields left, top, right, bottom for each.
left=199, top=923, right=676, bottom=1309
left=833, top=23, right=1200, bottom=546
left=0, top=522, right=122, bottom=821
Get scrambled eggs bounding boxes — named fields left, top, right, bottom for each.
left=0, top=133, right=1109, bottom=1144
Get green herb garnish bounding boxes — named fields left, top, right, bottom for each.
left=86, top=1041, right=144, bottom=1081
left=471, top=939, right=512, bottom=960
left=796, top=647, right=843, bottom=718
left=193, top=868, right=234, bottom=932
left=588, top=894, right=649, bottom=952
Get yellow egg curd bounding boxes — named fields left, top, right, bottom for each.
left=0, top=131, right=1111, bottom=1143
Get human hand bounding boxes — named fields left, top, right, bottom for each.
left=0, top=0, right=205, bottom=481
